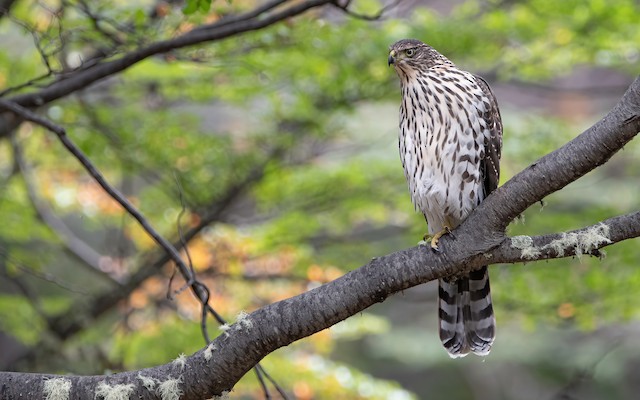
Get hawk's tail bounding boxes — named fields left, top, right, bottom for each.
left=438, top=266, right=495, bottom=358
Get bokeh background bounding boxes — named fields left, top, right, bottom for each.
left=1, top=0, right=639, bottom=398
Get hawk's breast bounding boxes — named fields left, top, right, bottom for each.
left=399, top=67, right=491, bottom=233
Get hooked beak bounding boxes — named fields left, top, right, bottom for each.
left=388, top=50, right=396, bottom=66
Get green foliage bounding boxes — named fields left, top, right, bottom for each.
left=183, top=0, right=213, bottom=15
left=398, top=0, right=640, bottom=78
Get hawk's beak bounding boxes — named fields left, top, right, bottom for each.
left=388, top=50, right=396, bottom=66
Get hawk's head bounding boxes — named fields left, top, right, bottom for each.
left=388, top=39, right=453, bottom=73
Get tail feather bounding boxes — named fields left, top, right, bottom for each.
left=438, top=266, right=495, bottom=358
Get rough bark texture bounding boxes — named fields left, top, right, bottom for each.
left=1, top=77, right=639, bottom=399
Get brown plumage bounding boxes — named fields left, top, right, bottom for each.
left=388, top=39, right=503, bottom=357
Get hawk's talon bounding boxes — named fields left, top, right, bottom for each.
left=430, top=226, right=452, bottom=251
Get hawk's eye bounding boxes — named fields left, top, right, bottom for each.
left=405, top=49, right=415, bottom=57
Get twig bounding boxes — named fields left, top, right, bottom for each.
left=256, top=364, right=291, bottom=399
left=550, top=339, right=623, bottom=400
left=0, top=246, right=90, bottom=295
left=332, top=0, right=400, bottom=21
left=75, top=0, right=126, bottom=45
left=0, top=99, right=198, bottom=285
left=0, top=261, right=47, bottom=318
left=254, top=366, right=272, bottom=400
left=167, top=172, right=197, bottom=299
left=0, top=71, right=55, bottom=97
left=195, top=0, right=289, bottom=31
left=11, top=135, right=117, bottom=282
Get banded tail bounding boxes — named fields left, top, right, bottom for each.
left=438, top=266, right=495, bottom=358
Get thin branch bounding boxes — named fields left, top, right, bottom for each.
left=0, top=246, right=90, bottom=295
left=195, top=0, right=289, bottom=31
left=74, top=0, right=126, bottom=45
left=491, top=212, right=640, bottom=264
left=0, top=99, right=199, bottom=285
left=256, top=364, right=291, bottom=399
left=42, top=142, right=277, bottom=341
left=551, top=339, right=623, bottom=400
left=0, top=71, right=55, bottom=97
left=254, top=366, right=272, bottom=400
left=0, top=263, right=48, bottom=318
left=332, top=0, right=400, bottom=21
left=174, top=171, right=285, bottom=400
left=11, top=135, right=118, bottom=283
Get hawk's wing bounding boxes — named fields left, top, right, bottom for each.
left=474, top=74, right=503, bottom=196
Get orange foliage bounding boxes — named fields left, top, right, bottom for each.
left=292, top=381, right=314, bottom=400
left=557, top=302, right=576, bottom=319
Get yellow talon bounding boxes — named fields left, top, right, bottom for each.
left=430, top=226, right=452, bottom=251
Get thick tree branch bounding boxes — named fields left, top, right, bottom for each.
left=1, top=76, right=638, bottom=399
left=477, top=76, right=640, bottom=232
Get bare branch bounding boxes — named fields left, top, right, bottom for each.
left=332, top=0, right=400, bottom=21
left=11, top=135, right=117, bottom=282
left=195, top=0, right=289, bottom=31
left=0, top=98, right=199, bottom=286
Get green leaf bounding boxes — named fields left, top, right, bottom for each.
left=183, top=0, right=212, bottom=15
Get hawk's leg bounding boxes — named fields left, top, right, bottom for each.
left=430, top=225, right=453, bottom=251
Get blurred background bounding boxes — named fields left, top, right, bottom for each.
left=0, top=0, right=639, bottom=398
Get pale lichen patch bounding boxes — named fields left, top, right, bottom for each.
left=236, top=311, right=253, bottom=330
left=546, top=223, right=611, bottom=258
left=172, top=353, right=187, bottom=370
left=204, top=343, right=217, bottom=361
left=157, top=377, right=183, bottom=400
left=95, top=382, right=135, bottom=400
left=137, top=374, right=157, bottom=391
left=219, top=323, right=231, bottom=337
left=43, top=378, right=72, bottom=400
left=510, top=235, right=541, bottom=259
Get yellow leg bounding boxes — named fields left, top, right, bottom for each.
left=430, top=225, right=452, bottom=251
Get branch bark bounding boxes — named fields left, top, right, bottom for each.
left=0, top=70, right=638, bottom=399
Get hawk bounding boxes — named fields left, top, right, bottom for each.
left=388, top=39, right=503, bottom=357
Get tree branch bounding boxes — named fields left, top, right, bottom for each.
left=11, top=136, right=117, bottom=282
left=4, top=0, right=333, bottom=110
